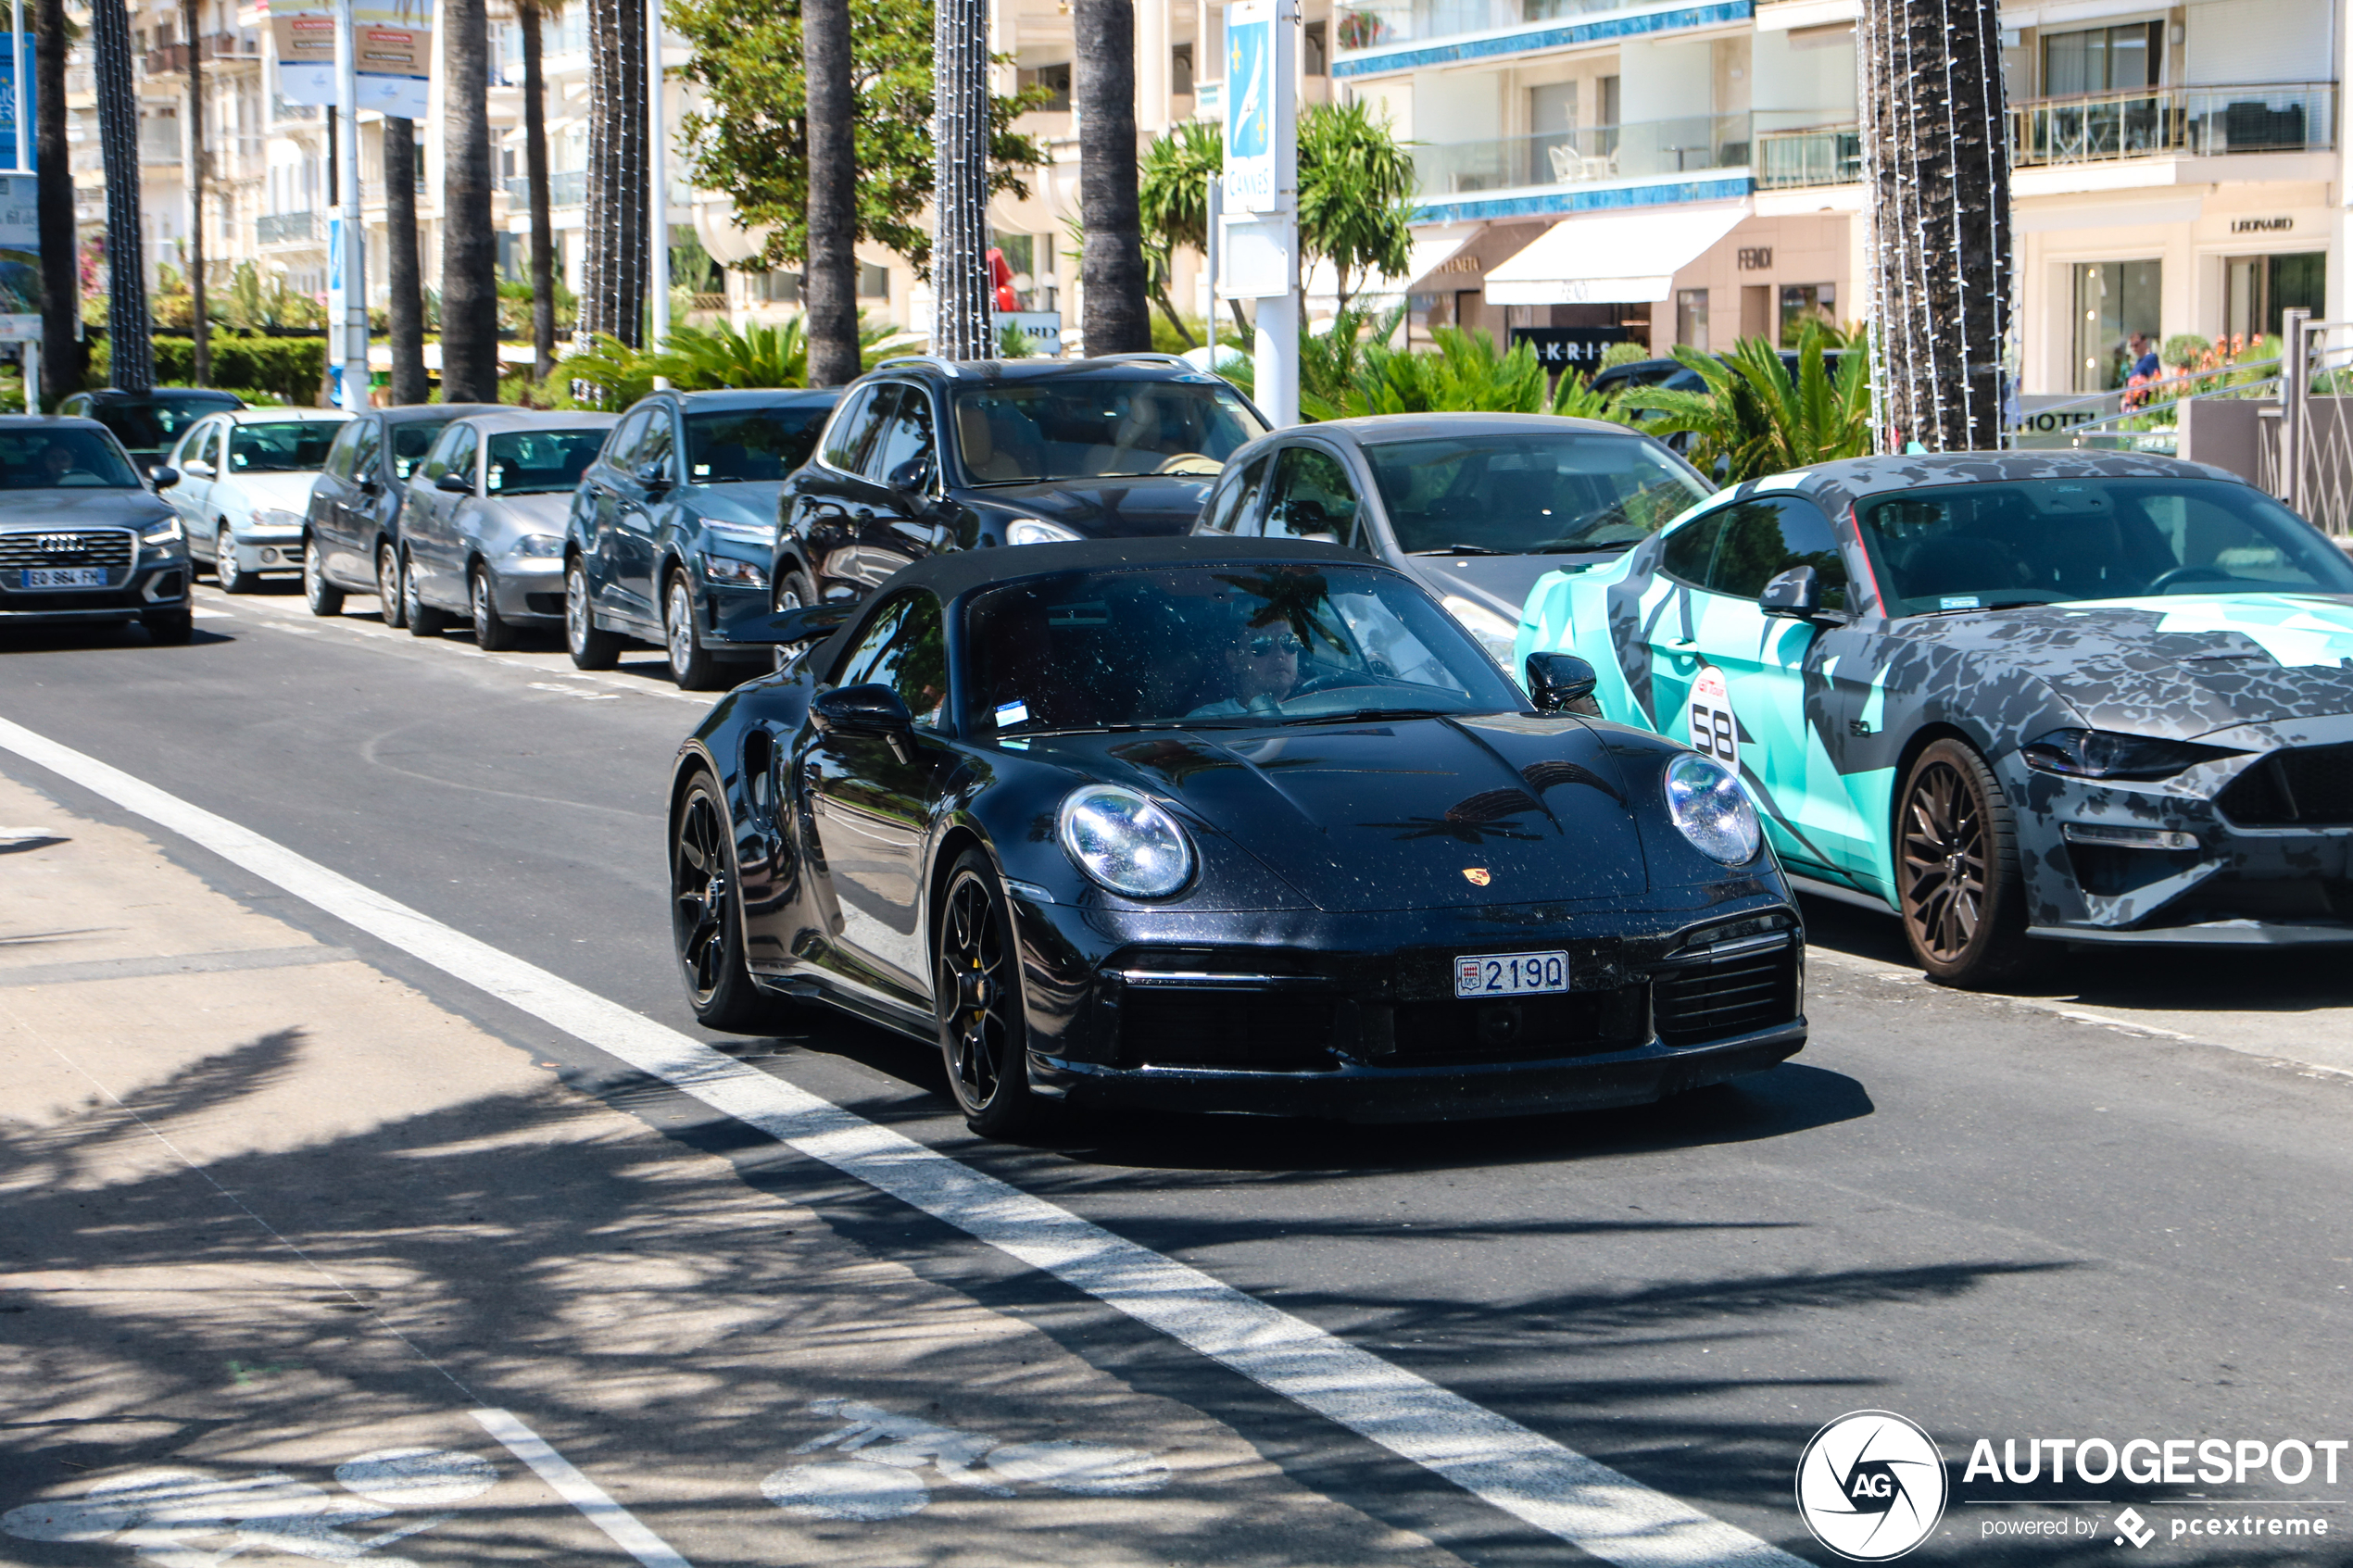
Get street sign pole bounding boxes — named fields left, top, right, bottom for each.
left=333, top=0, right=365, bottom=410
left=645, top=0, right=668, bottom=382
left=1220, top=0, right=1297, bottom=425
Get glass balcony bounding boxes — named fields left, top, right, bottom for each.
left=502, top=169, right=587, bottom=207
left=2010, top=82, right=2334, bottom=167
left=256, top=211, right=318, bottom=245
left=1755, top=123, right=1859, bottom=188
left=1412, top=114, right=1749, bottom=198
left=1336, top=0, right=1659, bottom=54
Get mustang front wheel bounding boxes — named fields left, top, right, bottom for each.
left=1896, top=738, right=2035, bottom=988
left=937, top=849, right=1046, bottom=1137
left=671, top=771, right=790, bottom=1033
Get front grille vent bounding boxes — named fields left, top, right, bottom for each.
left=2217, top=744, right=2353, bottom=828
left=1654, top=938, right=1799, bottom=1047
left=1121, top=989, right=1336, bottom=1072
left=0, top=529, right=135, bottom=574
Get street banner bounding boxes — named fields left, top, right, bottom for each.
left=0, top=172, right=37, bottom=342
left=269, top=0, right=432, bottom=119
left=0, top=31, right=33, bottom=172
left=1221, top=0, right=1275, bottom=214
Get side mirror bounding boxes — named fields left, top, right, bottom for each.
left=719, top=601, right=856, bottom=646
left=1759, top=564, right=1825, bottom=620
left=886, top=456, right=934, bottom=501
left=812, top=682, right=913, bottom=738
left=635, top=461, right=672, bottom=492
left=149, top=466, right=181, bottom=490
left=183, top=458, right=215, bottom=479
left=434, top=471, right=472, bottom=494
left=1526, top=651, right=1599, bottom=714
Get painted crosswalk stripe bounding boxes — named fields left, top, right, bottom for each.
left=0, top=713, right=1805, bottom=1568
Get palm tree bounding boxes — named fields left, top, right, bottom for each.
left=930, top=0, right=991, bottom=358
left=1858, top=0, right=2011, bottom=450
left=582, top=0, right=648, bottom=346
left=180, top=0, right=210, bottom=384
left=384, top=119, right=430, bottom=404
left=89, top=0, right=153, bottom=390
left=519, top=0, right=560, bottom=379
left=1072, top=0, right=1147, bottom=354
left=34, top=0, right=83, bottom=399
left=441, top=0, right=500, bottom=399
left=800, top=0, right=858, bottom=384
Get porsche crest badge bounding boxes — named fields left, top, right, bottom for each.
left=1463, top=868, right=1491, bottom=886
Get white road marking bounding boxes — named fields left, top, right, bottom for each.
left=0, top=714, right=1805, bottom=1568
left=189, top=608, right=233, bottom=620
left=1806, top=946, right=2206, bottom=1041
left=472, top=1409, right=692, bottom=1568
left=527, top=682, right=622, bottom=701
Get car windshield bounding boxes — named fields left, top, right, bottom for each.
left=1854, top=477, right=2353, bottom=615
left=965, top=563, right=1528, bottom=733
left=685, top=406, right=830, bottom=483
left=486, top=429, right=607, bottom=495
left=86, top=392, right=240, bottom=453
left=391, top=420, right=451, bottom=479
left=0, top=429, right=143, bottom=489
left=228, top=420, right=343, bottom=473
left=950, top=379, right=1265, bottom=484
left=1363, top=432, right=1712, bottom=555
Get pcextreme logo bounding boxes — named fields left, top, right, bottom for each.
left=1796, top=1411, right=1951, bottom=1562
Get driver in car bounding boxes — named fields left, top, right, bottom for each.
left=1186, top=618, right=1308, bottom=718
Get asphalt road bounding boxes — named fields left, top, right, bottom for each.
left=3, top=579, right=2350, bottom=1567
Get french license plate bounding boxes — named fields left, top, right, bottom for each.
left=22, top=567, right=106, bottom=588
left=1454, top=950, right=1570, bottom=998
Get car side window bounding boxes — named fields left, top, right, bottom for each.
left=605, top=410, right=652, bottom=474
left=1657, top=508, right=1729, bottom=588
left=1202, top=455, right=1270, bottom=534
left=635, top=408, right=675, bottom=480
left=1706, top=496, right=1848, bottom=609
left=867, top=386, right=937, bottom=489
left=417, top=423, right=465, bottom=483
left=839, top=591, right=948, bottom=729
left=350, top=420, right=384, bottom=483
left=821, top=387, right=888, bottom=473
left=201, top=424, right=224, bottom=469
left=833, top=596, right=914, bottom=687
left=1263, top=445, right=1365, bottom=547
left=322, top=422, right=359, bottom=481
left=444, top=426, right=481, bottom=490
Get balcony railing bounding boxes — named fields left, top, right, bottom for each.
left=1336, top=0, right=1658, bottom=54
left=1413, top=114, right=1749, bottom=199
left=143, top=31, right=260, bottom=75
left=1755, top=124, right=1859, bottom=188
left=2011, top=82, right=2334, bottom=167
left=257, top=211, right=318, bottom=245
left=503, top=169, right=586, bottom=207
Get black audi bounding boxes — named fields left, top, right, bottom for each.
left=669, top=537, right=1806, bottom=1136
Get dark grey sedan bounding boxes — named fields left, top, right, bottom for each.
left=0, top=417, right=194, bottom=644
left=1192, top=413, right=1714, bottom=668
left=394, top=410, right=618, bottom=649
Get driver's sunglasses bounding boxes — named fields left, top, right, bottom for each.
left=1244, top=633, right=1303, bottom=659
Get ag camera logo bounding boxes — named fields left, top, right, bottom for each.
left=1796, top=1411, right=1949, bottom=1561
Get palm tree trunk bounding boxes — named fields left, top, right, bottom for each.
left=89, top=0, right=153, bottom=390
left=180, top=0, right=209, bottom=384
left=801, top=0, right=858, bottom=384
left=930, top=0, right=991, bottom=359
left=1859, top=0, right=2011, bottom=450
left=384, top=118, right=430, bottom=404
left=521, top=0, right=559, bottom=380
left=1074, top=0, right=1147, bottom=355
left=441, top=0, right=499, bottom=400
left=34, top=0, right=82, bottom=400
left=582, top=0, right=647, bottom=346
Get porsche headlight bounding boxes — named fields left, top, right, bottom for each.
left=1664, top=753, right=1760, bottom=866
left=140, top=517, right=184, bottom=546
left=2020, top=728, right=2243, bottom=782
left=1442, top=596, right=1518, bottom=669
left=1057, top=784, right=1193, bottom=897
left=1006, top=518, right=1083, bottom=546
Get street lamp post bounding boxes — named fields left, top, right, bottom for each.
left=333, top=0, right=365, bottom=410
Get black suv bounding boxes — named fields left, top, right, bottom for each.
left=303, top=404, right=502, bottom=623
left=57, top=387, right=245, bottom=470
left=772, top=355, right=1267, bottom=609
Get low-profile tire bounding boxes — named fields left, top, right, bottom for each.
left=471, top=564, right=518, bottom=651
left=402, top=551, right=449, bottom=635
left=937, top=848, right=1049, bottom=1138
left=565, top=556, right=622, bottom=671
left=216, top=529, right=255, bottom=595
left=671, top=770, right=796, bottom=1033
left=303, top=536, right=345, bottom=616
left=377, top=542, right=408, bottom=630
left=772, top=567, right=816, bottom=672
left=664, top=569, right=724, bottom=690
left=1896, top=737, right=2038, bottom=989
left=142, top=608, right=194, bottom=645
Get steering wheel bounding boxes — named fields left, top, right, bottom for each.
left=1155, top=451, right=1223, bottom=476
left=2145, top=563, right=2234, bottom=595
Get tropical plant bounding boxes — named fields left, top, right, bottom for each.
left=1296, top=98, right=1416, bottom=318
left=997, top=321, right=1036, bottom=359
left=1310, top=326, right=1627, bottom=421
left=1596, top=340, right=1654, bottom=374
left=1296, top=303, right=1403, bottom=417
left=1624, top=329, right=1869, bottom=482
left=211, top=261, right=325, bottom=331
left=497, top=276, right=578, bottom=336
left=441, top=0, right=500, bottom=401
left=1139, top=120, right=1238, bottom=339
left=561, top=315, right=907, bottom=408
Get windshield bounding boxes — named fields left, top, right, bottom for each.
left=1364, top=432, right=1711, bottom=555
left=391, top=420, right=450, bottom=479
left=228, top=420, right=344, bottom=473
left=950, top=379, right=1265, bottom=484
left=966, top=563, right=1527, bottom=733
left=1855, top=477, right=2353, bottom=615
left=0, top=429, right=143, bottom=489
left=87, top=392, right=240, bottom=453
left=486, top=429, right=607, bottom=495
left=685, top=406, right=829, bottom=483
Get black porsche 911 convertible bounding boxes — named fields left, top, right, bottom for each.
left=668, top=537, right=1806, bottom=1135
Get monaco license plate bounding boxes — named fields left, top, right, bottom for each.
left=1454, top=950, right=1570, bottom=998
left=22, top=567, right=106, bottom=588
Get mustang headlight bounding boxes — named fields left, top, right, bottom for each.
left=1006, top=518, right=1083, bottom=546
left=1442, top=596, right=1518, bottom=669
left=140, top=517, right=184, bottom=546
left=1057, top=784, right=1193, bottom=897
left=2020, top=728, right=2243, bottom=781
left=1664, top=752, right=1761, bottom=866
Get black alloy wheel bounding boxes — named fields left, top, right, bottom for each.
left=377, top=543, right=409, bottom=630
left=303, top=536, right=344, bottom=617
left=665, top=570, right=722, bottom=690
left=216, top=527, right=254, bottom=595
left=402, top=550, right=449, bottom=636
left=936, top=849, right=1046, bottom=1137
left=671, top=771, right=789, bottom=1032
left=1896, top=738, right=2035, bottom=988
left=772, top=568, right=816, bottom=672
left=471, top=564, right=518, bottom=651
left=565, top=556, right=621, bottom=671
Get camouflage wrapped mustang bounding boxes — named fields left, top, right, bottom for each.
left=1515, top=450, right=2353, bottom=985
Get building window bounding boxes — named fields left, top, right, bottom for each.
left=748, top=270, right=801, bottom=304
left=2071, top=259, right=2161, bottom=391
left=858, top=262, right=890, bottom=299
left=1172, top=44, right=1193, bottom=95
left=1017, top=61, right=1071, bottom=111
left=2042, top=22, right=2160, bottom=97
left=1779, top=283, right=1834, bottom=342
left=1677, top=288, right=1709, bottom=353
left=2224, top=252, right=2325, bottom=342
left=1303, top=20, right=1327, bottom=76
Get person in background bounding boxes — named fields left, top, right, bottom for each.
left=2128, top=332, right=2161, bottom=383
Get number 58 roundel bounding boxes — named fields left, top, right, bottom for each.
left=1687, top=666, right=1739, bottom=770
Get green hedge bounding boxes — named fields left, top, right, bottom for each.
left=88, top=334, right=327, bottom=404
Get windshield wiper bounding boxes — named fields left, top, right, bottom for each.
left=1411, top=544, right=1510, bottom=557
left=1279, top=707, right=1457, bottom=726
